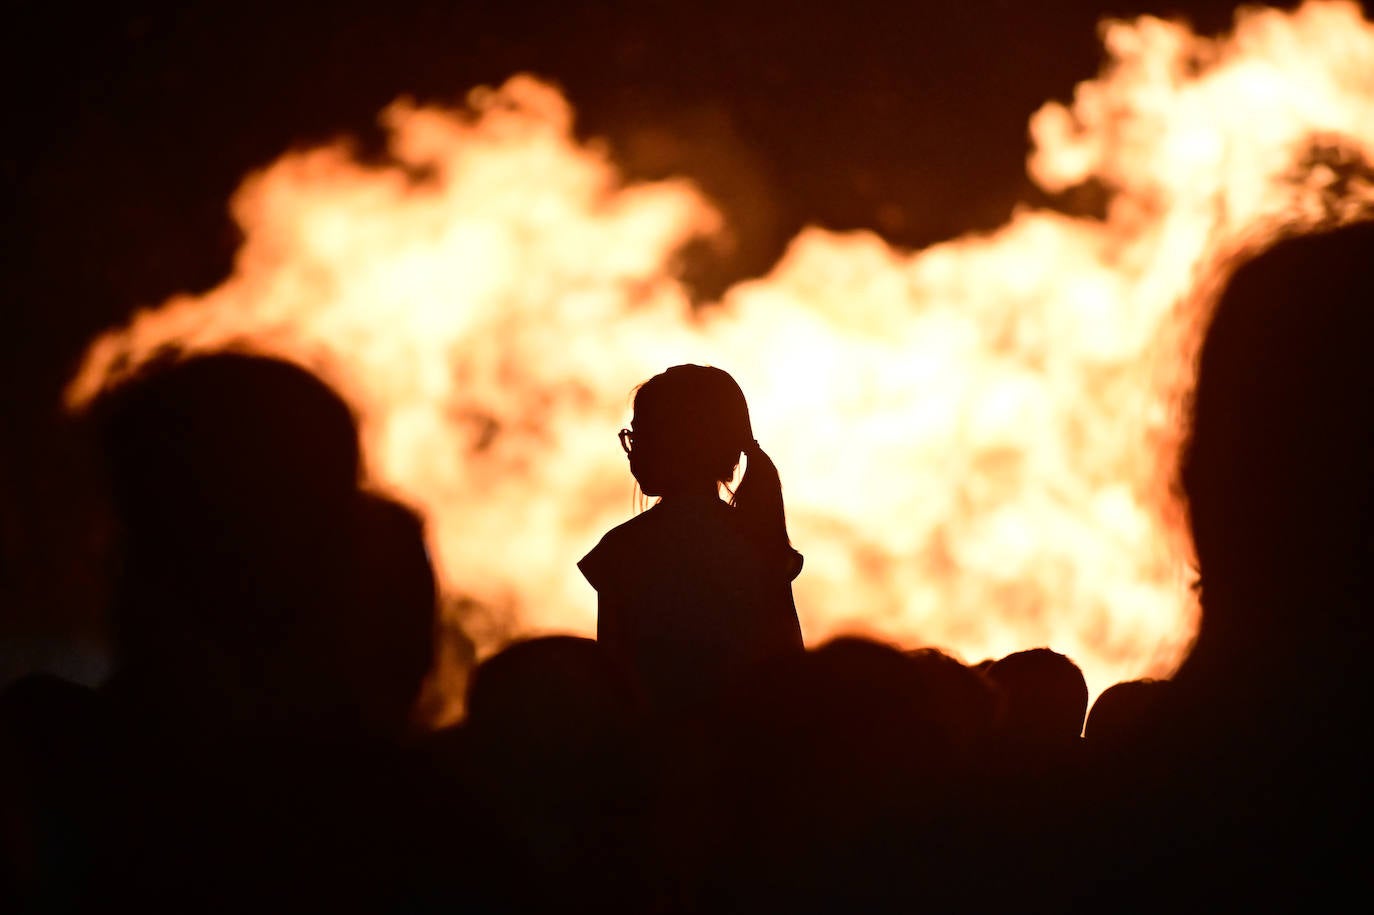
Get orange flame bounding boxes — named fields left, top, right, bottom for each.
left=67, top=1, right=1374, bottom=722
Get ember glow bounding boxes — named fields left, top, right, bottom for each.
left=68, top=1, right=1374, bottom=722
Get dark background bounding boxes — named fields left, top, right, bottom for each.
left=0, top=0, right=1331, bottom=678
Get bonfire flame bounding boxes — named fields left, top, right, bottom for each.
left=68, top=0, right=1374, bottom=722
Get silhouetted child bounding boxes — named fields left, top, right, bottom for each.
left=579, top=364, right=804, bottom=717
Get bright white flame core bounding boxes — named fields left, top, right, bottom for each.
left=69, top=1, right=1374, bottom=718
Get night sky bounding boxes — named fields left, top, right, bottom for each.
left=0, top=0, right=1326, bottom=672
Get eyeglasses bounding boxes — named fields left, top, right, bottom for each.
left=618, top=428, right=636, bottom=454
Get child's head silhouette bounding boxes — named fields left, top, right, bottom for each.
left=623, top=364, right=801, bottom=579
left=625, top=364, right=752, bottom=497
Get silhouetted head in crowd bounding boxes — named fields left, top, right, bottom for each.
left=1083, top=677, right=1168, bottom=747
left=701, top=637, right=997, bottom=911
left=984, top=647, right=1088, bottom=745
left=88, top=350, right=438, bottom=736
left=345, top=493, right=439, bottom=738
left=95, top=350, right=361, bottom=528
left=718, top=637, right=995, bottom=817
left=787, top=638, right=985, bottom=762
left=906, top=646, right=1000, bottom=753
left=1076, top=222, right=1374, bottom=908
left=1180, top=221, right=1374, bottom=667
left=92, top=351, right=362, bottom=663
left=461, top=636, right=650, bottom=910
left=464, top=635, right=644, bottom=757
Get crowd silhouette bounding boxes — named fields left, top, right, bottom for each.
left=2, top=220, right=1370, bottom=912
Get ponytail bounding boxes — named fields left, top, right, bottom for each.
left=732, top=439, right=803, bottom=581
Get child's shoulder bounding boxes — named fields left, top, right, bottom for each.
left=578, top=506, right=666, bottom=588
left=606, top=503, right=668, bottom=536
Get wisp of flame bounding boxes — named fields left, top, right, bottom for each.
left=68, top=1, right=1374, bottom=722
